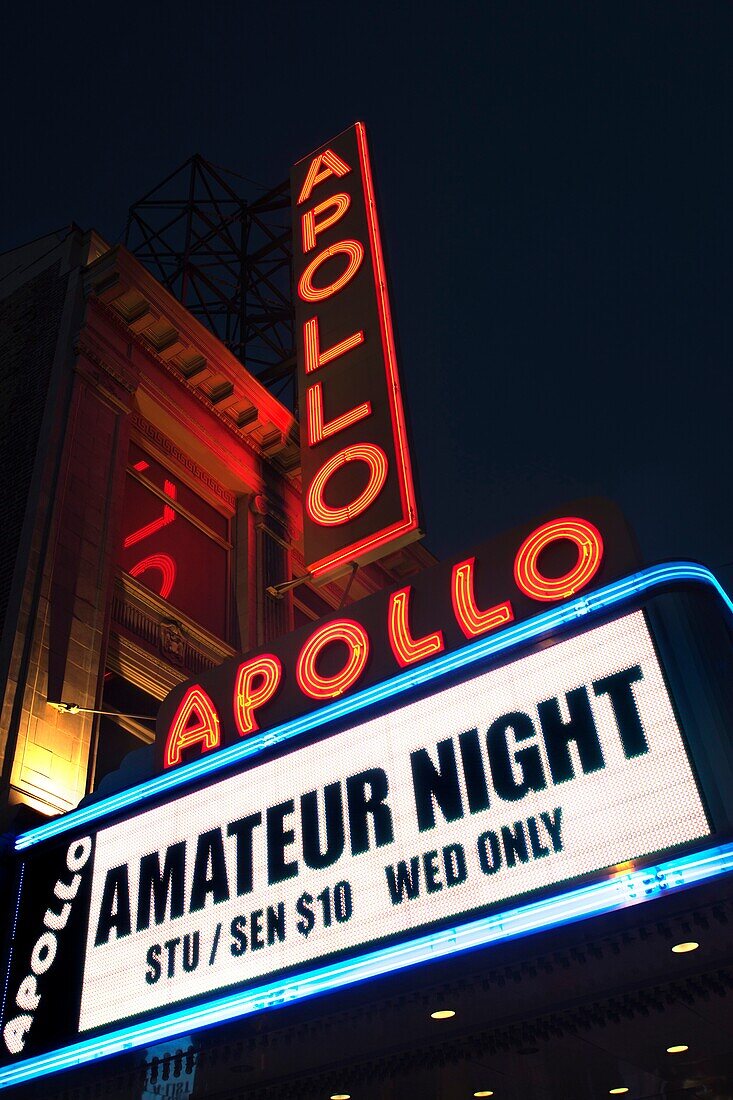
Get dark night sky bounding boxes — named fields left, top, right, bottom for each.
left=2, top=1, right=731, bottom=588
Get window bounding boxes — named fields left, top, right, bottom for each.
left=119, top=443, right=230, bottom=639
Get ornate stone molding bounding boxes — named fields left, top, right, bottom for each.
left=84, top=248, right=301, bottom=477
left=110, top=572, right=235, bottom=679
left=130, top=413, right=236, bottom=510
left=74, top=337, right=137, bottom=395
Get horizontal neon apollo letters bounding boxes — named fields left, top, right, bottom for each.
left=388, top=587, right=444, bottom=667
left=234, top=656, right=282, bottom=737
left=163, top=517, right=605, bottom=768
left=452, top=558, right=514, bottom=639
left=514, top=518, right=604, bottom=601
left=15, top=560, right=733, bottom=851
left=165, top=688, right=221, bottom=769
left=296, top=619, right=370, bottom=699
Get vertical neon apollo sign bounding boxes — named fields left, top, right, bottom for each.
left=291, top=123, right=420, bottom=579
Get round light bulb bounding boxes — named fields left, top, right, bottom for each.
left=430, top=1009, right=456, bottom=1019
left=609, top=1090, right=629, bottom=1096
left=474, top=1092, right=494, bottom=1097
left=330, top=1094, right=351, bottom=1099
left=666, top=1045, right=689, bottom=1054
left=671, top=941, right=699, bottom=954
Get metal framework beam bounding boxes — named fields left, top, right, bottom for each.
left=124, top=155, right=295, bottom=406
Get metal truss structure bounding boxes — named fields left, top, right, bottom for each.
left=124, top=155, right=295, bottom=405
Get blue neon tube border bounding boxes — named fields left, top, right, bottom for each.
left=1, top=839, right=732, bottom=1091
left=14, top=560, right=733, bottom=852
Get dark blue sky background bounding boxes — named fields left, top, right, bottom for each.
left=2, top=1, right=731, bottom=586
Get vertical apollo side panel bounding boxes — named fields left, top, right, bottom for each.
left=291, top=123, right=420, bottom=579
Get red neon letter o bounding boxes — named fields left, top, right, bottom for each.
left=513, top=517, right=604, bottom=602
left=298, top=240, right=364, bottom=302
left=306, top=444, right=388, bottom=527
left=296, top=619, right=370, bottom=700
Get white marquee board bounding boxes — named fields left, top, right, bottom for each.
left=79, top=610, right=709, bottom=1031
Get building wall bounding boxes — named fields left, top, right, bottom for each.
left=0, top=230, right=94, bottom=824
left=0, top=261, right=67, bottom=633
left=0, top=229, right=433, bottom=831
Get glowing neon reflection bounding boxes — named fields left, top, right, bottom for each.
left=129, top=554, right=176, bottom=599
left=123, top=481, right=177, bottom=548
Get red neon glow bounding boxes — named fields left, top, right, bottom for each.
left=306, top=443, right=388, bottom=526
left=297, top=148, right=351, bottom=205
left=303, top=316, right=365, bottom=374
left=133, top=460, right=150, bottom=472
left=129, top=554, right=176, bottom=599
left=164, top=685, right=221, bottom=768
left=298, top=240, right=364, bottom=303
left=514, top=517, right=605, bottom=602
left=306, top=382, right=372, bottom=446
left=306, top=123, right=418, bottom=578
left=296, top=619, right=370, bottom=700
left=387, top=587, right=444, bottom=667
left=233, top=655, right=282, bottom=738
left=302, top=193, right=350, bottom=253
left=123, top=480, right=177, bottom=548
left=451, top=558, right=515, bottom=639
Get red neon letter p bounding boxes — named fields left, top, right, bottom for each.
left=233, top=655, right=282, bottom=738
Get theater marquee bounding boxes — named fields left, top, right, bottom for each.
left=79, top=612, right=707, bottom=1029
left=4, top=577, right=728, bottom=1093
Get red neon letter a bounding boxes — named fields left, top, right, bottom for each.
left=164, top=685, right=221, bottom=768
left=298, top=149, right=351, bottom=205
